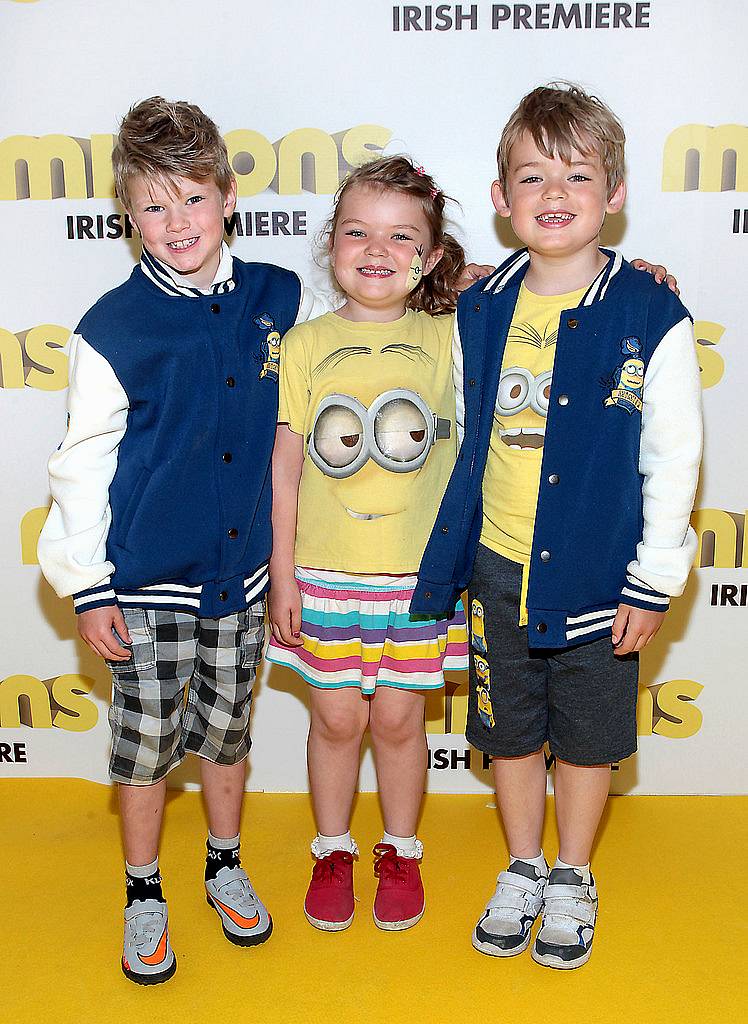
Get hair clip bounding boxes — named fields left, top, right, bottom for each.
left=429, top=187, right=439, bottom=199
left=414, top=165, right=426, bottom=176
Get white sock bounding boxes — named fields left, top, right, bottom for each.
left=125, top=857, right=159, bottom=877
left=311, top=831, right=358, bottom=857
left=381, top=832, right=422, bottom=859
left=555, top=856, right=591, bottom=880
left=208, top=831, right=240, bottom=850
left=509, top=850, right=547, bottom=873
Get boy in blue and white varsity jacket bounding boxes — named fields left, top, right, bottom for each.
left=412, top=85, right=702, bottom=969
left=38, top=98, right=323, bottom=985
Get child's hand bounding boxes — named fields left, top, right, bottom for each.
left=631, top=259, right=679, bottom=295
left=269, top=578, right=304, bottom=647
left=611, top=603, right=666, bottom=656
left=78, top=605, right=132, bottom=661
left=456, top=263, right=496, bottom=292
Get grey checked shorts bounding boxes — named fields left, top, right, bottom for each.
left=106, top=603, right=265, bottom=785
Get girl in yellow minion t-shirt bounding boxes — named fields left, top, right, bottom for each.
left=266, top=158, right=468, bottom=935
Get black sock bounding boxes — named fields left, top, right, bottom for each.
left=205, top=838, right=240, bottom=881
left=125, top=868, right=164, bottom=907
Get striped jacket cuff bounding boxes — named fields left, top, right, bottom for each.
left=73, top=579, right=118, bottom=614
left=619, top=574, right=671, bottom=612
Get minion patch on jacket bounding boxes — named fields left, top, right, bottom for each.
left=604, top=337, right=644, bottom=414
left=471, top=598, right=488, bottom=654
left=474, top=654, right=495, bottom=729
left=254, top=313, right=282, bottom=380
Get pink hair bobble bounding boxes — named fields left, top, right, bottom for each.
left=414, top=164, right=426, bottom=175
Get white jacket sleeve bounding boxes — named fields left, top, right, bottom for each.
left=37, top=334, right=129, bottom=599
left=294, top=280, right=330, bottom=325
left=625, top=316, right=703, bottom=599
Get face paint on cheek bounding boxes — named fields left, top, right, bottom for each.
left=406, top=245, right=424, bottom=292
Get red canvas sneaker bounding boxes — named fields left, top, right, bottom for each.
left=304, top=850, right=355, bottom=931
left=372, top=844, right=425, bottom=931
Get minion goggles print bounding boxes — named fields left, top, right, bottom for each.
left=308, top=389, right=451, bottom=479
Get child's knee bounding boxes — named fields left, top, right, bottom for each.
left=311, top=698, right=368, bottom=745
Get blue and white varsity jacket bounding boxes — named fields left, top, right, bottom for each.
left=411, top=249, right=703, bottom=648
left=38, top=245, right=324, bottom=617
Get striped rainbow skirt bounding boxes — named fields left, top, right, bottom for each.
left=265, top=567, right=468, bottom=695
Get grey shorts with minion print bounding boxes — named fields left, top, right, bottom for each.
left=466, top=545, right=638, bottom=766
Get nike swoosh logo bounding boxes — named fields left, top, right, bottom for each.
left=211, top=894, right=260, bottom=929
left=137, top=926, right=169, bottom=966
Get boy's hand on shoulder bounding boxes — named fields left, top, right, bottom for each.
left=269, top=577, right=304, bottom=647
left=611, top=603, right=666, bottom=656
left=631, top=259, right=680, bottom=295
left=456, top=263, right=496, bottom=292
left=78, top=605, right=132, bottom=661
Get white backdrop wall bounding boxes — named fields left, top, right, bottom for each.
left=1, top=0, right=745, bottom=795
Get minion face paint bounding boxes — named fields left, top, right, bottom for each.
left=471, top=598, right=488, bottom=653
left=406, top=245, right=424, bottom=292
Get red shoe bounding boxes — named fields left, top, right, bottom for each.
left=372, top=844, right=425, bottom=931
left=304, top=850, right=355, bottom=931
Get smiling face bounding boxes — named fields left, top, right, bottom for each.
left=492, top=132, right=625, bottom=266
left=330, top=185, right=443, bottom=322
left=127, top=173, right=237, bottom=289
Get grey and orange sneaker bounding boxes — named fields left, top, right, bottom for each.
left=121, top=899, right=176, bottom=985
left=205, top=865, right=273, bottom=946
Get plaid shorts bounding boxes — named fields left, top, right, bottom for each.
left=106, top=603, right=265, bottom=785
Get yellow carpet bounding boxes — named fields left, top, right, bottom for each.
left=2, top=780, right=745, bottom=1024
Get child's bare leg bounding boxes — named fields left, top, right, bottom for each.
left=118, top=779, right=167, bottom=864
left=491, top=749, right=547, bottom=858
left=200, top=757, right=247, bottom=838
left=369, top=688, right=427, bottom=837
left=308, top=687, right=370, bottom=835
left=553, top=759, right=611, bottom=865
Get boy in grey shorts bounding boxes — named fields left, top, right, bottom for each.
left=412, top=83, right=702, bottom=968
left=38, top=97, right=321, bottom=984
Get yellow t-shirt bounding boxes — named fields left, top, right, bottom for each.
left=481, top=283, right=586, bottom=563
left=279, top=309, right=457, bottom=573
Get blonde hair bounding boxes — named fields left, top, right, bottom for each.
left=497, top=82, right=625, bottom=198
left=323, top=156, right=466, bottom=316
left=112, top=96, right=233, bottom=210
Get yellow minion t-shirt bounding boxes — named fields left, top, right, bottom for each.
left=279, top=309, right=457, bottom=573
left=481, top=283, right=586, bottom=568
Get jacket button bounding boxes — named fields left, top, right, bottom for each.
left=567, top=318, right=578, bottom=329
left=557, top=394, right=569, bottom=406
left=222, top=452, right=232, bottom=463
left=424, top=591, right=432, bottom=599
left=226, top=376, right=236, bottom=388
left=540, top=550, right=551, bottom=562
left=219, top=591, right=228, bottom=601
left=441, top=526, right=449, bottom=534
left=474, top=304, right=481, bottom=312
left=548, top=473, right=559, bottom=484
left=210, top=303, right=220, bottom=314
left=227, top=528, right=238, bottom=539
left=468, top=379, right=476, bottom=387
left=536, top=621, right=547, bottom=634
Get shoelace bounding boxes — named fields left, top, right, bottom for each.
left=373, top=844, right=414, bottom=884
left=311, top=849, right=354, bottom=883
